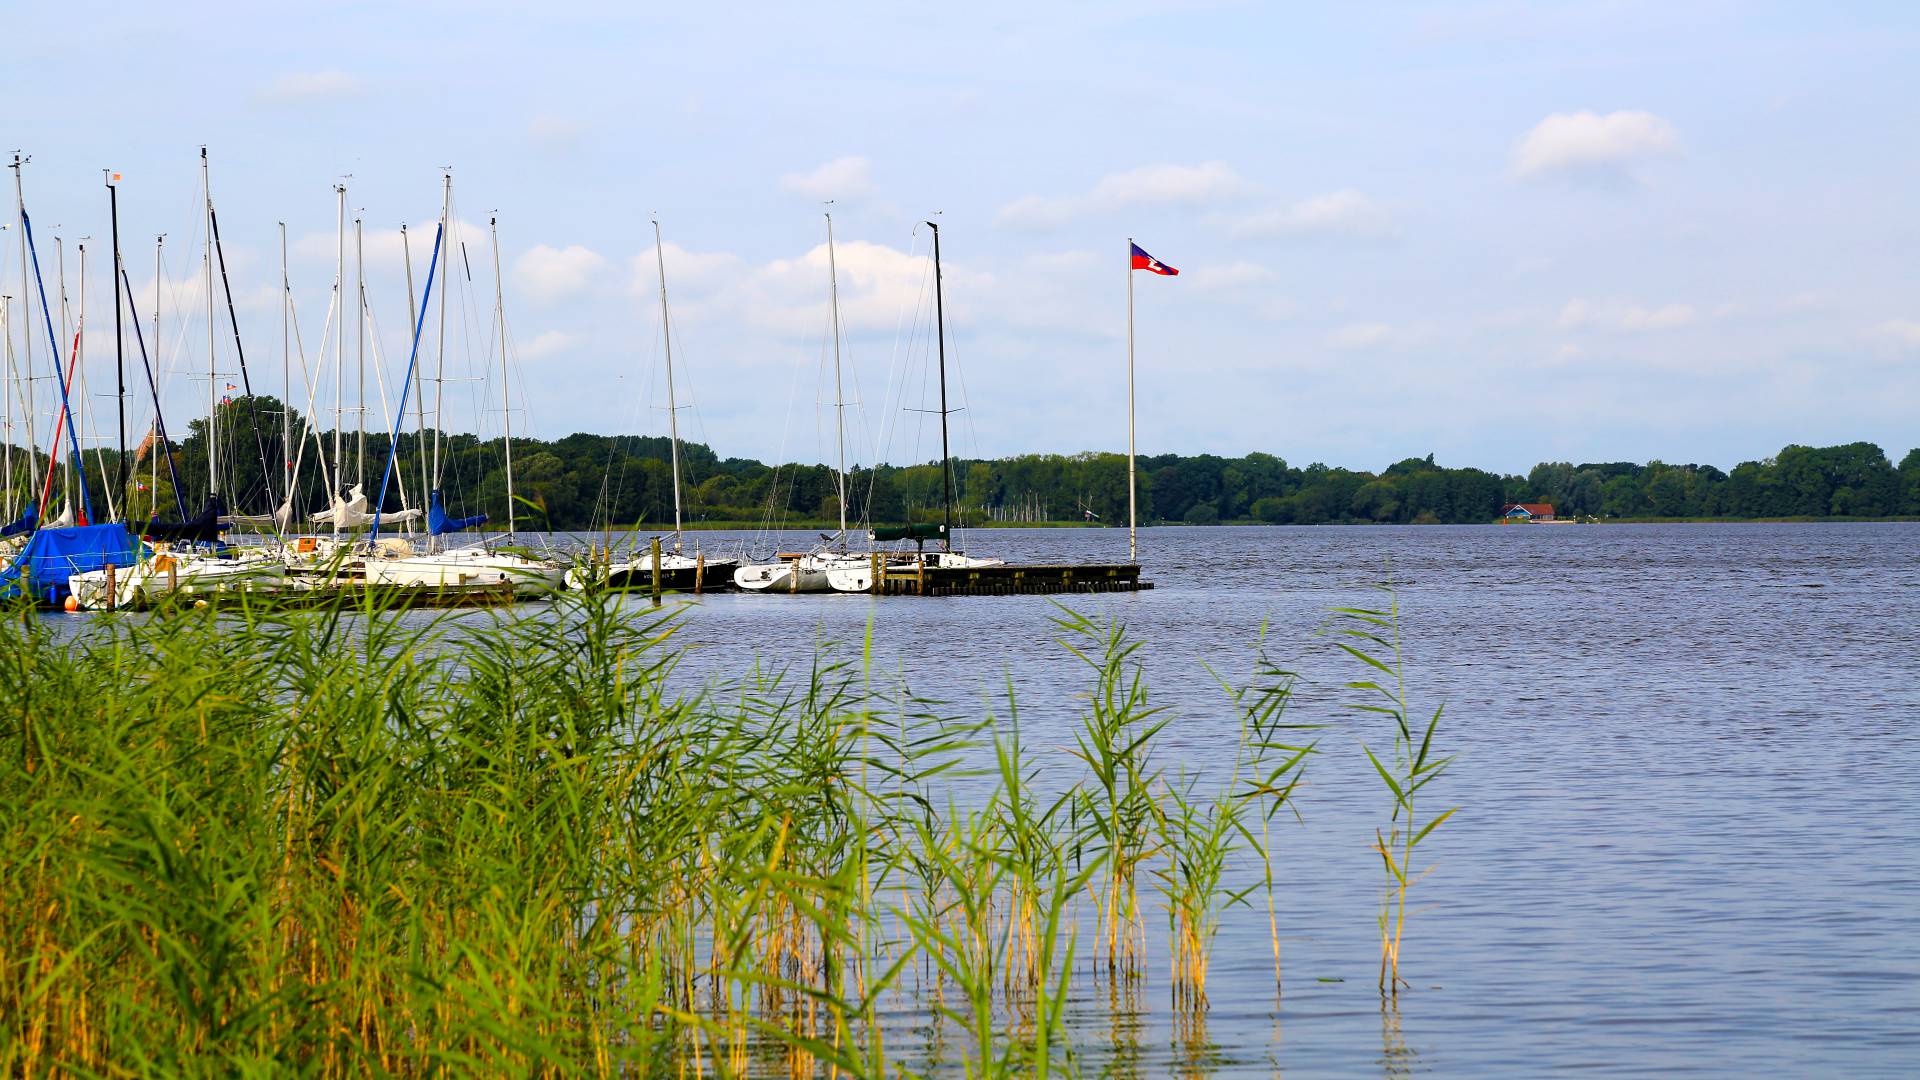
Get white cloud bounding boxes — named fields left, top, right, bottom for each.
left=518, top=330, right=580, bottom=359
left=258, top=70, right=365, bottom=104
left=1878, top=318, right=1920, bottom=346
left=1328, top=322, right=1392, bottom=349
left=998, top=161, right=1247, bottom=229
left=780, top=156, right=875, bottom=200
left=1558, top=298, right=1698, bottom=332
left=1231, top=189, right=1397, bottom=240
left=516, top=244, right=609, bottom=305
left=1512, top=110, right=1681, bottom=181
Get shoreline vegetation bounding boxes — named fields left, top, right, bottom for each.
left=10, top=396, right=1915, bottom=531
left=0, top=587, right=1445, bottom=1075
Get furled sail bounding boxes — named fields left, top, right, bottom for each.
left=312, top=484, right=421, bottom=529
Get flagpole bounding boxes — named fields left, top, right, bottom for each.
left=1127, top=237, right=1137, bottom=564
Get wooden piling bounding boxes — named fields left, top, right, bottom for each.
left=650, top=537, right=662, bottom=606
left=695, top=552, right=705, bottom=595
left=105, top=563, right=117, bottom=611
left=870, top=552, right=881, bottom=595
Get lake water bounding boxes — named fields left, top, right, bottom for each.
left=546, top=522, right=1918, bottom=1077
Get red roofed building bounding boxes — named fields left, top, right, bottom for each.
left=1501, top=503, right=1556, bottom=522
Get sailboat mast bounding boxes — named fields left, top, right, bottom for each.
left=202, top=149, right=217, bottom=498
left=280, top=222, right=290, bottom=503
left=152, top=236, right=162, bottom=509
left=331, top=182, right=344, bottom=512
left=431, top=173, right=450, bottom=490
left=11, top=157, right=35, bottom=490
left=651, top=219, right=683, bottom=551
left=403, top=224, right=428, bottom=519
left=355, top=215, right=366, bottom=489
left=925, top=221, right=954, bottom=546
left=826, top=211, right=847, bottom=536
left=108, top=172, right=125, bottom=505
left=56, top=235, right=71, bottom=510
left=1, top=296, right=10, bottom=519
left=489, top=215, right=515, bottom=536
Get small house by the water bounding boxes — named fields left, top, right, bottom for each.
left=1501, top=502, right=1557, bottom=522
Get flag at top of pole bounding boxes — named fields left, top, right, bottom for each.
left=1130, top=242, right=1178, bottom=276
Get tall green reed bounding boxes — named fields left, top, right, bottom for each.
left=1330, top=577, right=1457, bottom=997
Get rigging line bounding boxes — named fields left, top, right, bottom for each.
left=208, top=197, right=278, bottom=514
left=862, top=228, right=924, bottom=512
left=118, top=259, right=187, bottom=520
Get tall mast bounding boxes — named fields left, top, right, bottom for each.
left=11, top=156, right=35, bottom=488
left=403, top=223, right=428, bottom=519
left=108, top=171, right=125, bottom=507
left=355, top=215, right=365, bottom=488
left=280, top=222, right=290, bottom=503
left=1126, top=237, right=1137, bottom=563
left=489, top=215, right=515, bottom=536
left=431, top=172, right=450, bottom=490
left=152, top=236, right=162, bottom=509
left=56, top=234, right=71, bottom=509
left=1, top=296, right=10, bottom=518
left=202, top=148, right=217, bottom=498
left=651, top=219, right=683, bottom=551
left=331, top=182, right=344, bottom=511
left=925, top=220, right=954, bottom=547
left=826, top=211, right=847, bottom=536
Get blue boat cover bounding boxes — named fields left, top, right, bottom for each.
left=0, top=523, right=139, bottom=606
left=427, top=489, right=487, bottom=535
left=0, top=506, right=34, bottom=537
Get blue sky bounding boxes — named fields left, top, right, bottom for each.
left=4, top=1, right=1916, bottom=475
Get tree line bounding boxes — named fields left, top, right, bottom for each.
left=3, top=396, right=1915, bottom=529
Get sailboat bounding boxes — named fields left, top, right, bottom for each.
left=566, top=219, right=735, bottom=592
left=70, top=154, right=288, bottom=607
left=359, top=208, right=563, bottom=597
left=826, top=221, right=1001, bottom=593
left=734, top=212, right=870, bottom=593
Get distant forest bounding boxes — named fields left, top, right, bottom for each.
left=6, top=396, right=1916, bottom=529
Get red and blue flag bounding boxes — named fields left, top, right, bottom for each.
left=1130, top=242, right=1178, bottom=276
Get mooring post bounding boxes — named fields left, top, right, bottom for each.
left=870, top=551, right=881, bottom=595
left=695, top=552, right=704, bottom=595
left=167, top=558, right=177, bottom=594
left=916, top=553, right=926, bottom=596
left=650, top=537, right=662, bottom=606
left=104, top=563, right=116, bottom=611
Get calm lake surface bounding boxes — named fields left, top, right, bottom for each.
left=541, top=522, right=1918, bottom=1077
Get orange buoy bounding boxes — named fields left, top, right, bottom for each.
left=63, top=595, right=79, bottom=612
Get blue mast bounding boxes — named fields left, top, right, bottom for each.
left=370, top=222, right=442, bottom=544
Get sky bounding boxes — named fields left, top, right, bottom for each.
left=3, top=1, right=1916, bottom=476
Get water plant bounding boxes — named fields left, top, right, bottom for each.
left=1331, top=578, right=1457, bottom=997
left=0, top=585, right=1447, bottom=1074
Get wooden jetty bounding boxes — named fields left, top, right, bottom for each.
left=869, top=558, right=1150, bottom=597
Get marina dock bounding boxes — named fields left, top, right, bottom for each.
left=867, top=559, right=1150, bottom=596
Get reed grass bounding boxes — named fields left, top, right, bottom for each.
left=1330, top=577, right=1457, bottom=997
left=0, top=584, right=1448, bottom=1074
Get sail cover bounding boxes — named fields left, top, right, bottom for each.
left=0, top=523, right=138, bottom=605
left=144, top=495, right=227, bottom=543
left=0, top=506, right=35, bottom=537
left=427, top=489, right=487, bottom=535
